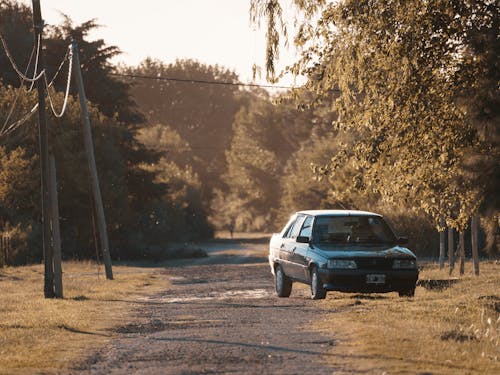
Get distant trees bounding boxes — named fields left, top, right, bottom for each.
left=124, top=58, right=242, bottom=203
left=0, top=3, right=212, bottom=263
left=252, top=0, right=499, bottom=254
left=212, top=90, right=319, bottom=231
left=1, top=0, right=496, bottom=265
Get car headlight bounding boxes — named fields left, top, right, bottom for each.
left=392, top=259, right=417, bottom=269
left=327, top=259, right=357, bottom=269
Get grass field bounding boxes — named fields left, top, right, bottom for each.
left=312, top=261, right=500, bottom=374
left=0, top=261, right=168, bottom=374
left=1, top=257, right=498, bottom=374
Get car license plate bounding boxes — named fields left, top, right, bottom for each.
left=366, top=274, right=386, bottom=284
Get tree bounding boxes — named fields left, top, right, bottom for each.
left=213, top=90, right=316, bottom=231
left=0, top=145, right=38, bottom=224
left=123, top=58, right=242, bottom=203
left=0, top=0, right=34, bottom=87
left=44, top=16, right=143, bottom=125
left=252, top=0, right=498, bottom=253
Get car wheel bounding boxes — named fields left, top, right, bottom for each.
left=275, top=264, right=292, bottom=297
left=398, top=288, right=415, bottom=297
left=310, top=266, right=327, bottom=300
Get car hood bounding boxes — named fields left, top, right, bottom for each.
left=310, top=244, right=416, bottom=259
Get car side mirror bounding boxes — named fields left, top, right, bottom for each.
left=397, top=236, right=408, bottom=245
left=296, top=236, right=310, bottom=244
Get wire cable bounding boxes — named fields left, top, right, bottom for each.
left=0, top=32, right=45, bottom=83
left=1, top=42, right=73, bottom=138
left=0, top=103, right=38, bottom=138
left=1, top=44, right=36, bottom=135
left=45, top=47, right=73, bottom=118
left=28, top=34, right=42, bottom=92
left=109, top=72, right=301, bottom=90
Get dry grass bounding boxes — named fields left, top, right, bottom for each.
left=0, top=261, right=169, bottom=374
left=312, top=261, right=500, bottom=374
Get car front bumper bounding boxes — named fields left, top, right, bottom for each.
left=318, top=267, right=418, bottom=293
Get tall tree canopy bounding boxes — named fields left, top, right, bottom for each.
left=0, top=3, right=212, bottom=262
left=252, top=0, right=498, bottom=251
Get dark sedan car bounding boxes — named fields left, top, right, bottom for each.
left=269, top=210, right=419, bottom=299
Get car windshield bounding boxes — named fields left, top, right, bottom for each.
left=311, top=215, right=397, bottom=245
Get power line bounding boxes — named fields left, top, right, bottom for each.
left=45, top=47, right=72, bottom=118
left=0, top=32, right=45, bottom=83
left=1, top=43, right=36, bottom=135
left=0, top=45, right=72, bottom=138
left=110, top=72, right=302, bottom=90
left=28, top=34, right=42, bottom=91
left=0, top=103, right=39, bottom=138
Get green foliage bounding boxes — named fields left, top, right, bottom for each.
left=0, top=146, right=38, bottom=220
left=1, top=80, right=213, bottom=261
left=44, top=16, right=143, bottom=124
left=0, top=0, right=34, bottom=87
left=214, top=91, right=316, bottom=231
left=253, top=0, right=498, bottom=253
left=137, top=126, right=214, bottom=245
left=0, top=4, right=215, bottom=262
left=124, top=59, right=242, bottom=203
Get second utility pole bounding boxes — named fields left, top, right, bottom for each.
left=32, top=0, right=54, bottom=298
left=72, top=41, right=113, bottom=280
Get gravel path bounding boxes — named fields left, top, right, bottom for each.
left=68, top=240, right=343, bottom=374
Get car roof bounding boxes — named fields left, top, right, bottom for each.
left=296, top=209, right=382, bottom=217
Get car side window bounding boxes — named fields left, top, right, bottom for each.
left=298, top=216, right=313, bottom=238
left=289, top=215, right=306, bottom=239
left=283, top=217, right=298, bottom=238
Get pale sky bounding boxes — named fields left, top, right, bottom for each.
left=30, top=0, right=302, bottom=87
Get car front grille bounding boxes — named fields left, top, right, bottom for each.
left=356, top=258, right=394, bottom=270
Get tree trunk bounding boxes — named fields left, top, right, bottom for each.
left=471, top=215, right=480, bottom=276
left=459, top=231, right=465, bottom=275
left=439, top=219, right=446, bottom=269
left=448, top=227, right=455, bottom=276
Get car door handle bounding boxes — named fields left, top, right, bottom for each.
left=291, top=247, right=296, bottom=252
left=280, top=243, right=285, bottom=249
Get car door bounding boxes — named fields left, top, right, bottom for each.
left=292, top=215, right=314, bottom=282
left=280, top=214, right=306, bottom=278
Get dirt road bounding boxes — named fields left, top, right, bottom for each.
left=68, top=238, right=343, bottom=374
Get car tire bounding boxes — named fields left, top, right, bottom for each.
left=398, top=288, right=415, bottom=297
left=310, top=266, right=327, bottom=300
left=275, top=264, right=292, bottom=297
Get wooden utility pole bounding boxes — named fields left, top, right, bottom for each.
left=32, top=0, right=54, bottom=298
left=471, top=215, right=480, bottom=276
left=50, top=156, right=63, bottom=298
left=72, top=41, right=113, bottom=280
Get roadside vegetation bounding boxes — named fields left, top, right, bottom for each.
left=312, top=261, right=500, bottom=374
left=1, top=0, right=498, bottom=265
left=0, top=261, right=168, bottom=373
